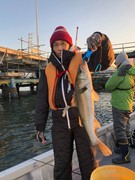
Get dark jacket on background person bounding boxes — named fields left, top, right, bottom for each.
left=87, top=32, right=114, bottom=72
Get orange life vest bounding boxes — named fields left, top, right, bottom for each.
left=45, top=52, right=83, bottom=110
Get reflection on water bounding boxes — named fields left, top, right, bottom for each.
left=0, top=94, right=52, bottom=172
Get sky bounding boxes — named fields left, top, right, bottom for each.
left=0, top=0, right=135, bottom=53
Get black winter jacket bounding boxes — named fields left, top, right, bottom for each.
left=35, top=50, right=79, bottom=131
left=87, top=32, right=114, bottom=71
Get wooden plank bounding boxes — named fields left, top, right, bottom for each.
left=0, top=46, right=47, bottom=61
left=22, top=59, right=39, bottom=65
left=0, top=46, right=18, bottom=55
left=0, top=72, right=24, bottom=77
left=0, top=79, right=9, bottom=85
left=0, top=78, right=39, bottom=85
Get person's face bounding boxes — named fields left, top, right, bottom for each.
left=52, top=40, right=70, bottom=58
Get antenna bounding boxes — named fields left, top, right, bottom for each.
left=75, top=26, right=79, bottom=47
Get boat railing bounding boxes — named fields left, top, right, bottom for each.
left=80, top=41, right=135, bottom=56
left=113, top=41, right=135, bottom=54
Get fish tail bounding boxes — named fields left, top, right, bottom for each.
left=97, top=139, right=112, bottom=156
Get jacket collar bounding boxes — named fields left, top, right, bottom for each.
left=48, top=50, right=75, bottom=72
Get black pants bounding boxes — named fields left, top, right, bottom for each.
left=112, top=107, right=131, bottom=143
left=52, top=124, right=95, bottom=180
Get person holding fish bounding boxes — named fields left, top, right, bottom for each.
left=35, top=26, right=112, bottom=180
left=105, top=52, right=135, bottom=164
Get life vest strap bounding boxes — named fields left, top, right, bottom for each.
left=56, top=70, right=69, bottom=77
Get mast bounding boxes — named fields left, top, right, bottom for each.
left=35, top=0, right=39, bottom=55
left=75, top=26, right=79, bottom=47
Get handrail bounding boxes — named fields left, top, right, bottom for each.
left=80, top=41, right=135, bottom=55
left=112, top=41, right=135, bottom=53
left=113, top=41, right=135, bottom=46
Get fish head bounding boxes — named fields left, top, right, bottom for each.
left=75, top=63, right=89, bottom=89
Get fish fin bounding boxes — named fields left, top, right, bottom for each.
left=71, top=96, right=76, bottom=106
left=97, top=139, right=112, bottom=156
left=92, top=90, right=99, bottom=102
left=78, top=117, right=83, bottom=127
left=94, top=118, right=101, bottom=130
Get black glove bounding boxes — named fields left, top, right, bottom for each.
left=87, top=33, right=102, bottom=51
left=118, top=64, right=132, bottom=76
left=36, top=131, right=46, bottom=144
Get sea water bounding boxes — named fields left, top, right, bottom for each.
left=0, top=91, right=52, bottom=172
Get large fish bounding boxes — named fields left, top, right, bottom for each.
left=73, top=61, right=112, bottom=156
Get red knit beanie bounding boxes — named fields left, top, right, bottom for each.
left=50, top=26, right=73, bottom=47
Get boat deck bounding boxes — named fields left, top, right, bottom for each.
left=0, top=113, right=135, bottom=180
left=100, top=147, right=135, bottom=171
left=72, top=147, right=135, bottom=180
left=1, top=142, right=134, bottom=180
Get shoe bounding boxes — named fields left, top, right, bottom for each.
left=114, top=146, right=120, bottom=154
left=112, top=154, right=130, bottom=164
left=112, top=143, right=130, bottom=164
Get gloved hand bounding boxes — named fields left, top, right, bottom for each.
left=36, top=131, right=46, bottom=144
left=87, top=33, right=102, bottom=51
left=118, top=64, right=132, bottom=76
